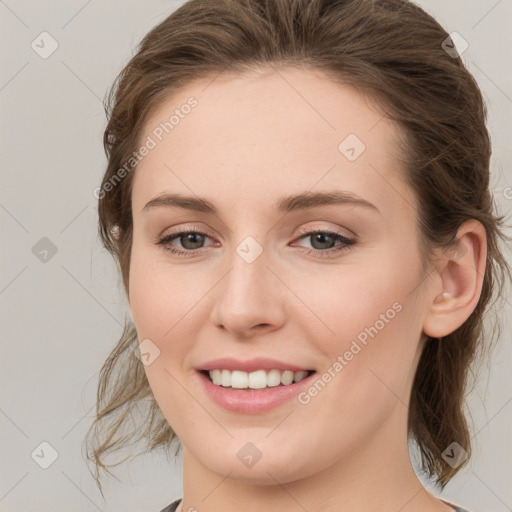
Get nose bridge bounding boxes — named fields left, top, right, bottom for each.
left=209, top=234, right=285, bottom=335
left=222, top=235, right=272, bottom=309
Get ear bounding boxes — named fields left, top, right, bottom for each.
left=422, top=219, right=487, bottom=339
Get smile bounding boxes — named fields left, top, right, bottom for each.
left=197, top=369, right=318, bottom=414
left=204, top=368, right=314, bottom=389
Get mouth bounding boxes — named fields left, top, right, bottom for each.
left=196, top=368, right=318, bottom=413
left=198, top=369, right=317, bottom=391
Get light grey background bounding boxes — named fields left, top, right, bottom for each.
left=1, top=1, right=511, bottom=511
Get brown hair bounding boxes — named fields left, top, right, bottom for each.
left=85, top=0, right=511, bottom=497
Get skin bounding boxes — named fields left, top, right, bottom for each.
left=128, top=66, right=486, bottom=512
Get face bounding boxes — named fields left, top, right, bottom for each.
left=128, top=67, right=431, bottom=484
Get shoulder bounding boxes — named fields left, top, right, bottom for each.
left=159, top=498, right=182, bottom=512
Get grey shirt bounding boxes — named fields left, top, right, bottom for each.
left=160, top=498, right=471, bottom=511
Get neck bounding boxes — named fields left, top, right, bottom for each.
left=176, top=411, right=450, bottom=512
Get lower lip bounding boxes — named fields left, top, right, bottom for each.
left=196, top=370, right=317, bottom=414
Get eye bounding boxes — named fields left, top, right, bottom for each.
left=292, top=228, right=356, bottom=257
left=155, top=227, right=356, bottom=258
left=156, top=228, right=214, bottom=256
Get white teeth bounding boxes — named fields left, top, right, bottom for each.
left=221, top=369, right=231, bottom=387
left=267, top=369, right=282, bottom=387
left=208, top=369, right=310, bottom=389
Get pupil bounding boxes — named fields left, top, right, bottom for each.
left=311, top=233, right=333, bottom=250
left=182, top=233, right=204, bottom=249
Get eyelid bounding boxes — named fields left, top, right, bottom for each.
left=156, top=223, right=357, bottom=258
left=157, top=223, right=215, bottom=240
left=157, top=223, right=353, bottom=244
left=294, top=223, right=354, bottom=239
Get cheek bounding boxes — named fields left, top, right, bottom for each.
left=300, top=247, right=423, bottom=391
left=301, top=254, right=412, bottom=339
left=128, top=249, right=200, bottom=428
left=129, top=245, right=205, bottom=340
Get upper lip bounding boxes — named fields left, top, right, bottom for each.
left=197, top=357, right=314, bottom=373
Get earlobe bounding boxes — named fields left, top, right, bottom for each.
left=422, top=220, right=487, bottom=339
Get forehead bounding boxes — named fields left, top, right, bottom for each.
left=131, top=66, right=415, bottom=221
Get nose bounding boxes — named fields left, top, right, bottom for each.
left=208, top=242, right=287, bottom=339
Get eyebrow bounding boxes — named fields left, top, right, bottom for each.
left=141, top=190, right=380, bottom=215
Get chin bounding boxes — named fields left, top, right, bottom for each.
left=198, top=445, right=314, bottom=485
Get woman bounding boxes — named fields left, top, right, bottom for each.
left=85, top=1, right=511, bottom=511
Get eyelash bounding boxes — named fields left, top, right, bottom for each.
left=156, top=227, right=356, bottom=258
